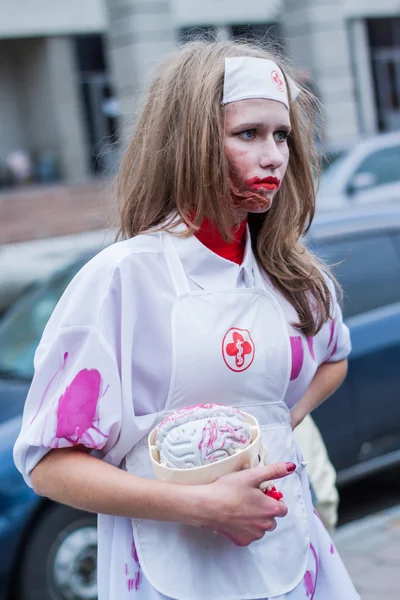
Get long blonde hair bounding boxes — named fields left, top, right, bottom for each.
left=117, top=40, right=336, bottom=336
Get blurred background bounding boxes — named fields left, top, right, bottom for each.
left=0, top=1, right=399, bottom=599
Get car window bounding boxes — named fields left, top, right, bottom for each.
left=0, top=261, right=85, bottom=380
left=353, top=145, right=400, bottom=187
left=392, top=232, right=400, bottom=262
left=315, top=233, right=400, bottom=317
left=319, top=150, right=349, bottom=190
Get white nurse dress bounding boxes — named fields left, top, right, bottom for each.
left=14, top=223, right=360, bottom=600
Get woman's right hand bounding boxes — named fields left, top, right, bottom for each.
left=199, top=462, right=295, bottom=547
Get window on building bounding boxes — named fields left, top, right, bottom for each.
left=75, top=35, right=106, bottom=72
left=367, top=18, right=400, bottom=48
left=367, top=18, right=400, bottom=131
left=74, top=35, right=119, bottom=175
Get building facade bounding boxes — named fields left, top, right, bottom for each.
left=283, top=0, right=400, bottom=148
left=106, top=0, right=400, bottom=152
left=2, top=1, right=398, bottom=185
left=0, top=0, right=112, bottom=184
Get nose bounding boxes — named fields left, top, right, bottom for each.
left=259, top=137, right=284, bottom=170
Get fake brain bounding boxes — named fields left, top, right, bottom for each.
left=156, top=403, right=252, bottom=469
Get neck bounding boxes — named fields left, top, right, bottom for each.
left=194, top=216, right=248, bottom=265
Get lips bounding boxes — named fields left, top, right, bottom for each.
left=245, top=176, right=281, bottom=191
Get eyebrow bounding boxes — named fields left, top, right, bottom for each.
left=231, top=121, right=291, bottom=132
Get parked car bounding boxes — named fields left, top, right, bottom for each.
left=0, top=205, right=399, bottom=599
left=309, top=205, right=400, bottom=484
left=317, top=131, right=400, bottom=211
left=0, top=256, right=98, bottom=600
left=0, top=228, right=115, bottom=317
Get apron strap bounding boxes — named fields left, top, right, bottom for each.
left=161, top=231, right=192, bottom=296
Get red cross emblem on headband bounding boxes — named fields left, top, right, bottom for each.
left=222, top=328, right=255, bottom=372
left=271, top=70, right=284, bottom=93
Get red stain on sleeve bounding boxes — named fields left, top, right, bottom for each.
left=55, top=368, right=107, bottom=447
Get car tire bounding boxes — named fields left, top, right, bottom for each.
left=16, top=504, right=98, bottom=600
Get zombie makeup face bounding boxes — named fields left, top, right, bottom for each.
left=223, top=98, right=291, bottom=217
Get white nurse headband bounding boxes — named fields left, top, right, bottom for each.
left=222, top=57, right=301, bottom=110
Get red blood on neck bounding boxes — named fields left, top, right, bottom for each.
left=194, top=216, right=247, bottom=265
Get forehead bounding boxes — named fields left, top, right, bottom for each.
left=223, top=98, right=290, bottom=126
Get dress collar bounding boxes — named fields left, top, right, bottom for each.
left=168, top=222, right=257, bottom=291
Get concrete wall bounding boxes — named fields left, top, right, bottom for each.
left=0, top=38, right=56, bottom=164
left=12, top=39, right=58, bottom=158
left=282, top=0, right=360, bottom=150
left=106, top=0, right=175, bottom=135
left=45, top=37, right=90, bottom=182
left=0, top=37, right=90, bottom=182
left=172, top=0, right=281, bottom=27
left=173, top=0, right=400, bottom=26
left=0, top=0, right=107, bottom=39
left=104, top=0, right=400, bottom=151
left=344, top=0, right=400, bottom=17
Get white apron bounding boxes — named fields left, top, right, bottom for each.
left=125, top=231, right=310, bottom=600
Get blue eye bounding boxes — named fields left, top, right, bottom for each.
left=274, top=131, right=289, bottom=142
left=239, top=130, right=256, bottom=140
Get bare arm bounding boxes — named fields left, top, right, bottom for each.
left=31, top=447, right=295, bottom=546
left=31, top=447, right=205, bottom=525
left=290, top=358, right=348, bottom=430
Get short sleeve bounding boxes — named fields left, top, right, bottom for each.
left=13, top=325, right=122, bottom=487
left=12, top=247, right=129, bottom=488
left=324, top=279, right=351, bottom=363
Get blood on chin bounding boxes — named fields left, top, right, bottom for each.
left=229, top=180, right=273, bottom=213
left=234, top=195, right=272, bottom=212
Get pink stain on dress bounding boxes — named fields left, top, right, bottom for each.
left=55, top=368, right=107, bottom=447
left=309, top=542, right=319, bottom=599
left=290, top=336, right=304, bottom=381
left=131, top=539, right=140, bottom=565
left=330, top=543, right=335, bottom=554
left=128, top=537, right=142, bottom=591
left=303, top=569, right=314, bottom=597
left=134, top=570, right=142, bottom=591
left=328, top=319, right=335, bottom=347
left=307, top=336, right=316, bottom=361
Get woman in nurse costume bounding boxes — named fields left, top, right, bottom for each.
left=14, top=40, right=360, bottom=600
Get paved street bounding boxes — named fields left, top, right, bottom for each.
left=0, top=179, right=113, bottom=244
left=335, top=505, right=400, bottom=600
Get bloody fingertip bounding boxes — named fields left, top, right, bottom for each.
left=263, top=488, right=284, bottom=501
left=285, top=462, right=296, bottom=473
